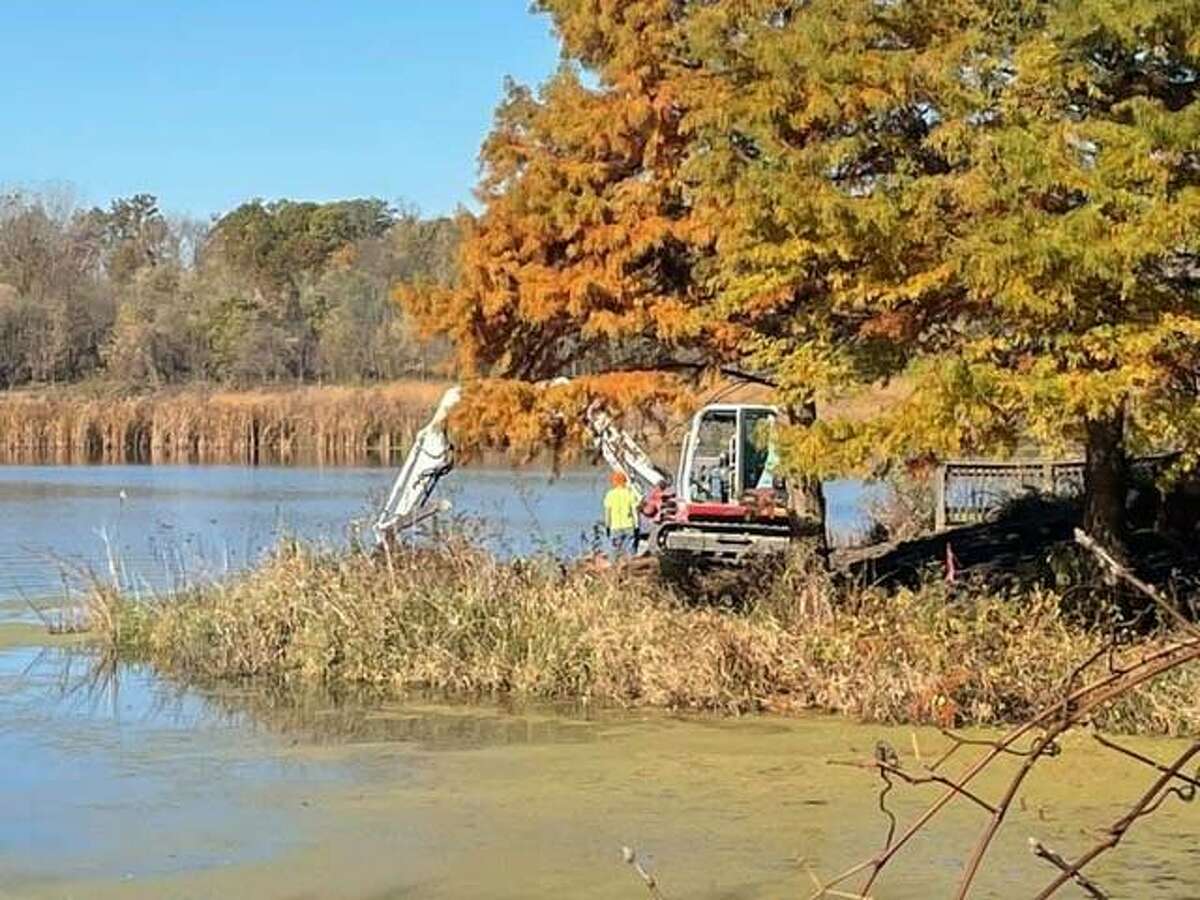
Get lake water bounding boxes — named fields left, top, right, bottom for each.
left=0, top=467, right=1194, bottom=898
left=0, top=643, right=1195, bottom=899
left=0, top=464, right=876, bottom=604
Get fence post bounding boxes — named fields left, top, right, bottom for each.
left=934, top=463, right=948, bottom=532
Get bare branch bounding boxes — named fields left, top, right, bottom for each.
left=1074, top=528, right=1200, bottom=639
left=622, top=846, right=667, bottom=900
left=1028, top=838, right=1110, bottom=899
left=1091, top=728, right=1200, bottom=792
left=936, top=728, right=1061, bottom=763
left=953, top=733, right=1065, bottom=898
left=1032, top=742, right=1200, bottom=899
left=808, top=532, right=1200, bottom=900
left=654, top=361, right=778, bottom=389
left=829, top=758, right=998, bottom=814
left=805, top=859, right=876, bottom=899
left=846, top=638, right=1200, bottom=897
left=803, top=860, right=873, bottom=899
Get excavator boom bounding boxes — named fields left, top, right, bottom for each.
left=373, top=386, right=460, bottom=541
left=373, top=383, right=669, bottom=543
left=582, top=401, right=672, bottom=497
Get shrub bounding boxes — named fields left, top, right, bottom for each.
left=90, top=541, right=1200, bottom=733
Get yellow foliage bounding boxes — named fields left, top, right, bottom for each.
left=400, top=0, right=1200, bottom=481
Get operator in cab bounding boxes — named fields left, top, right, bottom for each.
left=603, top=471, right=641, bottom=559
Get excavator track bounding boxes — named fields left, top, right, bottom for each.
left=653, top=521, right=791, bottom=563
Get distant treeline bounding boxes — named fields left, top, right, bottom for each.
left=0, top=189, right=458, bottom=389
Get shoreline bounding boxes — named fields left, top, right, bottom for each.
left=86, top=539, right=1200, bottom=736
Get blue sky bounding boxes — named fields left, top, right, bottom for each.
left=3, top=2, right=561, bottom=219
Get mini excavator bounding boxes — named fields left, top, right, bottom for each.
left=374, top=385, right=794, bottom=564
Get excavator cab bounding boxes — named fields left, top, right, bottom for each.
left=677, top=405, right=783, bottom=505
left=644, top=403, right=792, bottom=563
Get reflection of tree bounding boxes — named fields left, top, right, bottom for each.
left=75, top=643, right=600, bottom=752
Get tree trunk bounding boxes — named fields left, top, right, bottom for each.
left=785, top=400, right=829, bottom=562
left=1083, top=408, right=1130, bottom=562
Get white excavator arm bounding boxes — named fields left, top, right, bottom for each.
left=581, top=400, right=671, bottom=498
left=373, top=383, right=671, bottom=543
left=373, top=386, right=460, bottom=541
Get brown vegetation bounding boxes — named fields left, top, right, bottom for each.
left=0, top=380, right=447, bottom=465
left=90, top=540, right=1200, bottom=735
left=808, top=530, right=1200, bottom=900
left=0, top=374, right=903, bottom=468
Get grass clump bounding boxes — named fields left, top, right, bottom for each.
left=91, top=540, right=1200, bottom=733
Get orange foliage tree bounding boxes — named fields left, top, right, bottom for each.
left=406, top=1, right=1200, bottom=558
left=399, top=0, right=834, bottom=538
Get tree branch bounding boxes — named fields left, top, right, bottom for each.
left=838, top=638, right=1200, bottom=898
left=1028, top=838, right=1109, bottom=899
left=1074, top=529, right=1200, bottom=640
left=1032, top=742, right=1200, bottom=899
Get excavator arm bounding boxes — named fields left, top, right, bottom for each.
left=581, top=401, right=671, bottom=498
left=373, top=383, right=670, bottom=543
left=373, top=386, right=460, bottom=541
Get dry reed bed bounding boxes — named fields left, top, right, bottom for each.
left=0, top=377, right=906, bottom=467
left=0, top=381, right=448, bottom=464
left=90, top=542, right=1200, bottom=733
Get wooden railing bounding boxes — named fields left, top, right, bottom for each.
left=934, top=455, right=1177, bottom=531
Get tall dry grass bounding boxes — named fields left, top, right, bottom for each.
left=89, top=541, right=1200, bottom=733
left=0, top=380, right=448, bottom=465
left=0, top=375, right=927, bottom=466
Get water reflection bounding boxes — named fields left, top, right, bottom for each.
left=2, top=645, right=1197, bottom=899
left=0, top=646, right=327, bottom=886
left=32, top=643, right=603, bottom=752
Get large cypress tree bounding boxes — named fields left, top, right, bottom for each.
left=400, top=1, right=838, bottom=539
left=405, top=1, right=1200, bottom=556
left=681, top=0, right=1200, bottom=555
